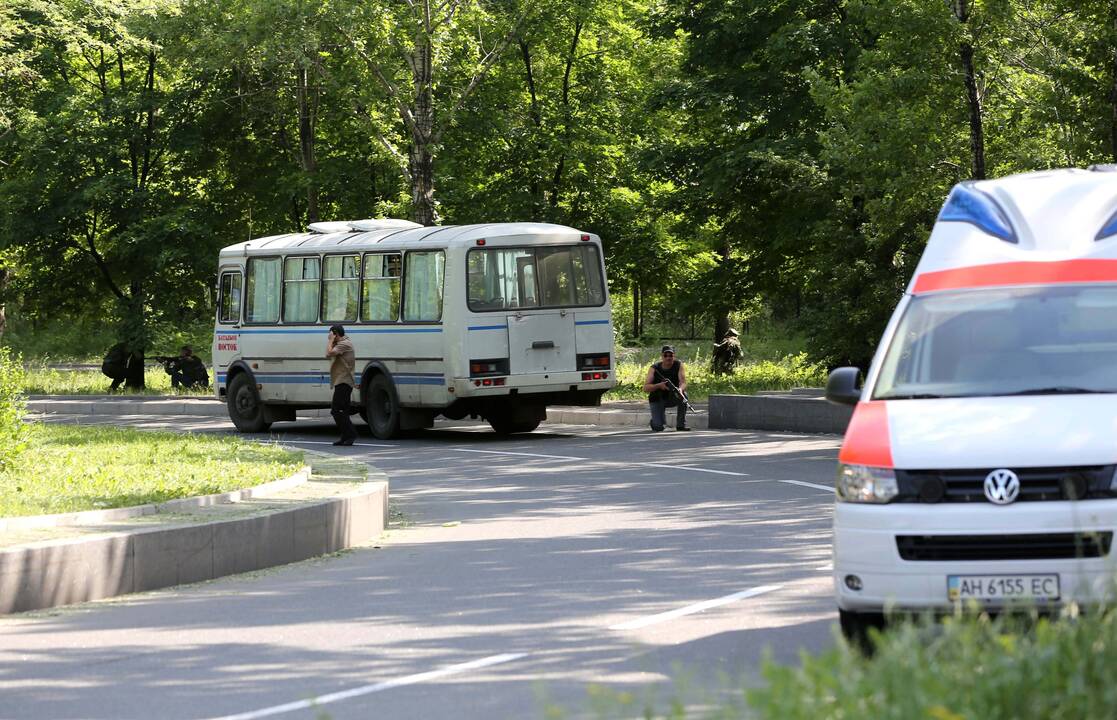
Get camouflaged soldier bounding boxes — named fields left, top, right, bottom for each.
left=711, top=328, right=742, bottom=375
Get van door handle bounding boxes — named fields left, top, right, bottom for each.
left=532, top=340, right=555, bottom=349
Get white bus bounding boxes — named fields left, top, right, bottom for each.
left=213, top=220, right=616, bottom=437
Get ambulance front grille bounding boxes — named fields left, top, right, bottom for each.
left=894, top=466, right=1116, bottom=503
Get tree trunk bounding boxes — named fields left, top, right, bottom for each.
left=953, top=1, right=985, bottom=179
left=0, top=266, right=7, bottom=342
left=714, top=242, right=731, bottom=342
left=297, top=63, right=319, bottom=223
left=632, top=283, right=640, bottom=340
left=408, top=42, right=438, bottom=226
left=518, top=38, right=544, bottom=218
left=123, top=283, right=146, bottom=389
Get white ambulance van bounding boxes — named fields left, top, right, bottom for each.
left=826, top=167, right=1117, bottom=638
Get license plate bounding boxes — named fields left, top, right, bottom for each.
left=947, top=574, right=1060, bottom=603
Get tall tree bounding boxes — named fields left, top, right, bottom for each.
left=338, top=0, right=533, bottom=225
left=0, top=0, right=222, bottom=384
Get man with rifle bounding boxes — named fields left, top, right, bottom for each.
left=643, top=344, right=691, bottom=432
left=154, top=346, right=209, bottom=390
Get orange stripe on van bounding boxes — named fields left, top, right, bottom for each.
left=838, top=401, right=893, bottom=468
left=913, top=259, right=1117, bottom=294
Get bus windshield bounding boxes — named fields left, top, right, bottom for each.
left=873, top=285, right=1117, bottom=400
left=467, top=244, right=605, bottom=311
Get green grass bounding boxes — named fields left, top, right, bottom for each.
left=21, top=365, right=213, bottom=396
left=553, top=608, right=1117, bottom=719
left=0, top=424, right=304, bottom=517
left=607, top=344, right=826, bottom=401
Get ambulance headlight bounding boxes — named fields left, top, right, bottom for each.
left=836, top=464, right=898, bottom=503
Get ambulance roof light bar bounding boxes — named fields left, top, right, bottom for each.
left=936, top=182, right=1017, bottom=244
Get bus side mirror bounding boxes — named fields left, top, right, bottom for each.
left=825, top=367, right=862, bottom=406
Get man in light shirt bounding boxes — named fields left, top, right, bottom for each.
left=326, top=325, right=358, bottom=446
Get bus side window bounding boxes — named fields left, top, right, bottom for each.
left=283, top=256, right=320, bottom=323
left=362, top=252, right=401, bottom=322
left=219, top=272, right=242, bottom=324
left=245, top=257, right=281, bottom=324
left=322, top=254, right=360, bottom=322
left=403, top=250, right=445, bottom=322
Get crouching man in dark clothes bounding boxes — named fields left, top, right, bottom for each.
left=164, top=346, right=209, bottom=389
left=102, top=342, right=140, bottom=391
left=326, top=324, right=358, bottom=446
left=643, top=344, right=690, bottom=432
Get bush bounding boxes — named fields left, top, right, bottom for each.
left=748, top=610, right=1117, bottom=720
left=0, top=347, right=28, bottom=470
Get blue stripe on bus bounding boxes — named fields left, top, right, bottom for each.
left=215, top=371, right=444, bottom=385
left=467, top=325, right=506, bottom=331
left=575, top=319, right=610, bottom=326
left=229, top=327, right=442, bottom=335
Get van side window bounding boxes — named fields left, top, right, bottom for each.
left=362, top=253, right=401, bottom=322
left=284, top=256, right=320, bottom=323
left=403, top=251, right=445, bottom=322
left=245, top=257, right=281, bottom=324
left=219, top=272, right=242, bottom=324
left=322, top=255, right=360, bottom=322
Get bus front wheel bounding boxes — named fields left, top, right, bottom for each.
left=366, top=374, right=401, bottom=439
left=227, top=373, right=272, bottom=433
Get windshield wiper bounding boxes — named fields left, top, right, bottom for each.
left=874, top=393, right=950, bottom=400
left=1002, top=386, right=1114, bottom=396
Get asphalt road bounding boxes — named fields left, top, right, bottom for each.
left=0, top=415, right=841, bottom=719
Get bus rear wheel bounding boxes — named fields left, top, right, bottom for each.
left=227, top=373, right=272, bottom=433
left=366, top=374, right=401, bottom=439
left=488, top=407, right=543, bottom=434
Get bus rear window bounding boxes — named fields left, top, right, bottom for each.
left=467, top=245, right=604, bottom=312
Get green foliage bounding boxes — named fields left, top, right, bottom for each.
left=7, top=0, right=1117, bottom=367
left=748, top=610, right=1117, bottom=720
left=20, top=365, right=210, bottom=396
left=608, top=344, right=825, bottom=401
left=559, top=609, right=1117, bottom=719
left=0, top=423, right=303, bottom=516
left=0, top=347, right=28, bottom=471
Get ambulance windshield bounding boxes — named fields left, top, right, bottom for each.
left=874, top=285, right=1117, bottom=400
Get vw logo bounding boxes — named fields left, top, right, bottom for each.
left=984, top=469, right=1021, bottom=505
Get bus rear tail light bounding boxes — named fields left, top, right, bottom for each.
left=473, top=377, right=507, bottom=387
left=470, top=359, right=509, bottom=376
left=577, top=353, right=611, bottom=370
left=581, top=372, right=609, bottom=381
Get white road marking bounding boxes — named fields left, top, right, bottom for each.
left=206, top=653, right=528, bottom=720
left=453, top=449, right=751, bottom=477
left=641, top=463, right=749, bottom=477
left=609, top=585, right=783, bottom=631
left=454, top=448, right=589, bottom=461
left=276, top=439, right=397, bottom=448
left=778, top=479, right=833, bottom=493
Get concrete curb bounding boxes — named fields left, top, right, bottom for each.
left=0, top=468, right=311, bottom=533
left=0, top=474, right=388, bottom=615
left=26, top=396, right=714, bottom=430
left=546, top=407, right=710, bottom=430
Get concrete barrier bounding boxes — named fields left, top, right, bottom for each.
left=708, top=393, right=853, bottom=434
left=0, top=479, right=388, bottom=614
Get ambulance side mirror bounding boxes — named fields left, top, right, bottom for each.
left=825, top=367, right=862, bottom=406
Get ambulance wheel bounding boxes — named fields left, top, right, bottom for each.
left=366, top=374, right=401, bottom=439
left=839, top=608, right=885, bottom=653
left=227, top=373, right=272, bottom=433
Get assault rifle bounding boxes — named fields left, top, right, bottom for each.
left=652, top=367, right=700, bottom=415
left=151, top=355, right=181, bottom=369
